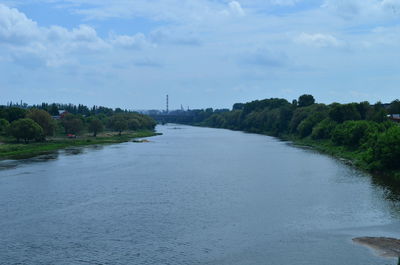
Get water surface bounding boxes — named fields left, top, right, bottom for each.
left=1, top=125, right=400, bottom=265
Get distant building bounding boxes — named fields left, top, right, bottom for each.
left=52, top=110, right=69, bottom=120
left=387, top=114, right=400, bottom=123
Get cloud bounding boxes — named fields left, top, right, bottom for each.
left=228, top=1, right=245, bottom=16
left=109, top=33, right=151, bottom=49
left=2, top=1, right=400, bottom=108
left=240, top=49, right=288, bottom=68
left=269, top=0, right=302, bottom=6
left=149, top=27, right=202, bottom=46
left=323, top=0, right=400, bottom=20
left=381, top=0, right=400, bottom=14
left=0, top=4, right=39, bottom=45
left=0, top=4, right=159, bottom=68
left=295, top=33, right=344, bottom=48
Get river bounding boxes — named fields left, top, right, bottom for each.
left=0, top=124, right=400, bottom=265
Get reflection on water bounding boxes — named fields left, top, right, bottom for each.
left=0, top=153, right=59, bottom=171
left=63, top=147, right=85, bottom=156
left=0, top=145, right=106, bottom=172
left=0, top=125, right=400, bottom=265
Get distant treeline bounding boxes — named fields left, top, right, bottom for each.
left=166, top=95, right=400, bottom=174
left=0, top=103, right=156, bottom=143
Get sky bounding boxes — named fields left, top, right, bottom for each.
left=0, top=0, right=399, bottom=110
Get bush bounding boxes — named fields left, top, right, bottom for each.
left=366, top=126, right=400, bottom=170
left=331, top=120, right=379, bottom=148
left=311, top=119, right=337, bottom=140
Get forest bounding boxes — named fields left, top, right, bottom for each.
left=0, top=103, right=156, bottom=143
left=166, top=95, right=400, bottom=178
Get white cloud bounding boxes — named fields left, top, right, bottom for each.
left=0, top=4, right=39, bottom=44
left=295, top=33, right=344, bottom=48
left=381, top=0, right=400, bottom=14
left=228, top=1, right=245, bottom=16
left=2, top=1, right=400, bottom=107
left=269, top=0, right=301, bottom=6
left=0, top=4, right=157, bottom=68
left=323, top=0, right=400, bottom=20
left=149, top=27, right=202, bottom=46
left=109, top=33, right=151, bottom=49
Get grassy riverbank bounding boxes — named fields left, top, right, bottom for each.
left=0, top=130, right=160, bottom=159
left=281, top=135, right=400, bottom=182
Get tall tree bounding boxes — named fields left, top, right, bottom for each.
left=88, top=119, right=104, bottom=137
left=9, top=118, right=44, bottom=143
left=298, top=94, right=315, bottom=107
left=27, top=109, right=56, bottom=136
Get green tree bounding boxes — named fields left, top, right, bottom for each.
left=9, top=118, right=44, bottom=143
left=0, top=118, right=10, bottom=135
left=49, top=103, right=59, bottom=116
left=27, top=108, right=56, bottom=136
left=388, top=100, right=400, bottom=114
left=3, top=107, right=27, bottom=122
left=331, top=120, right=378, bottom=148
left=61, top=114, right=84, bottom=134
left=311, top=119, right=337, bottom=140
left=109, top=115, right=128, bottom=135
left=298, top=94, right=315, bottom=107
left=88, top=118, right=104, bottom=137
left=127, top=118, right=141, bottom=131
left=297, top=112, right=326, bottom=138
left=367, top=126, right=400, bottom=170
left=328, top=103, right=361, bottom=123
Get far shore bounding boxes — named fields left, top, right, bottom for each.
left=0, top=130, right=160, bottom=160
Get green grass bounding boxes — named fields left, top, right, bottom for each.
left=280, top=135, right=400, bottom=184
left=288, top=137, right=366, bottom=167
left=0, top=131, right=161, bottom=159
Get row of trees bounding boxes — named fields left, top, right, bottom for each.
left=0, top=105, right=156, bottom=143
left=168, top=95, right=400, bottom=173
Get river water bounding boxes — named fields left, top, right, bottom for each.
left=1, top=124, right=400, bottom=265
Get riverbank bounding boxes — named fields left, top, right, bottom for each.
left=287, top=136, right=400, bottom=182
left=187, top=123, right=400, bottom=183
left=0, top=130, right=160, bottom=159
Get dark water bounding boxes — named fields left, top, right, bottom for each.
left=1, top=125, right=400, bottom=265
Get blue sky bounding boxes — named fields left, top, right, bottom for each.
left=0, top=0, right=399, bottom=109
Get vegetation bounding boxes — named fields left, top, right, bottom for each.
left=0, top=102, right=157, bottom=159
left=9, top=118, right=44, bottom=143
left=162, top=95, right=400, bottom=180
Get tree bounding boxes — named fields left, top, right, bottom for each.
left=388, top=100, right=400, bottom=114
left=127, top=118, right=141, bottom=131
left=109, top=115, right=128, bottom=136
left=88, top=119, right=104, bottom=137
left=328, top=103, right=362, bottom=123
left=297, top=112, right=326, bottom=138
left=311, top=119, right=337, bottom=140
left=367, top=126, right=400, bottom=170
left=49, top=103, right=59, bottom=116
left=298, top=94, right=315, bottom=107
left=9, top=118, right=44, bottom=143
left=3, top=107, right=27, bottom=122
left=61, top=114, right=84, bottom=134
left=27, top=108, right=56, bottom=136
left=331, top=120, right=378, bottom=148
left=232, top=103, right=245, bottom=110
left=0, top=118, right=10, bottom=135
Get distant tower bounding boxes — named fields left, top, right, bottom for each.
left=166, top=95, right=169, bottom=114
